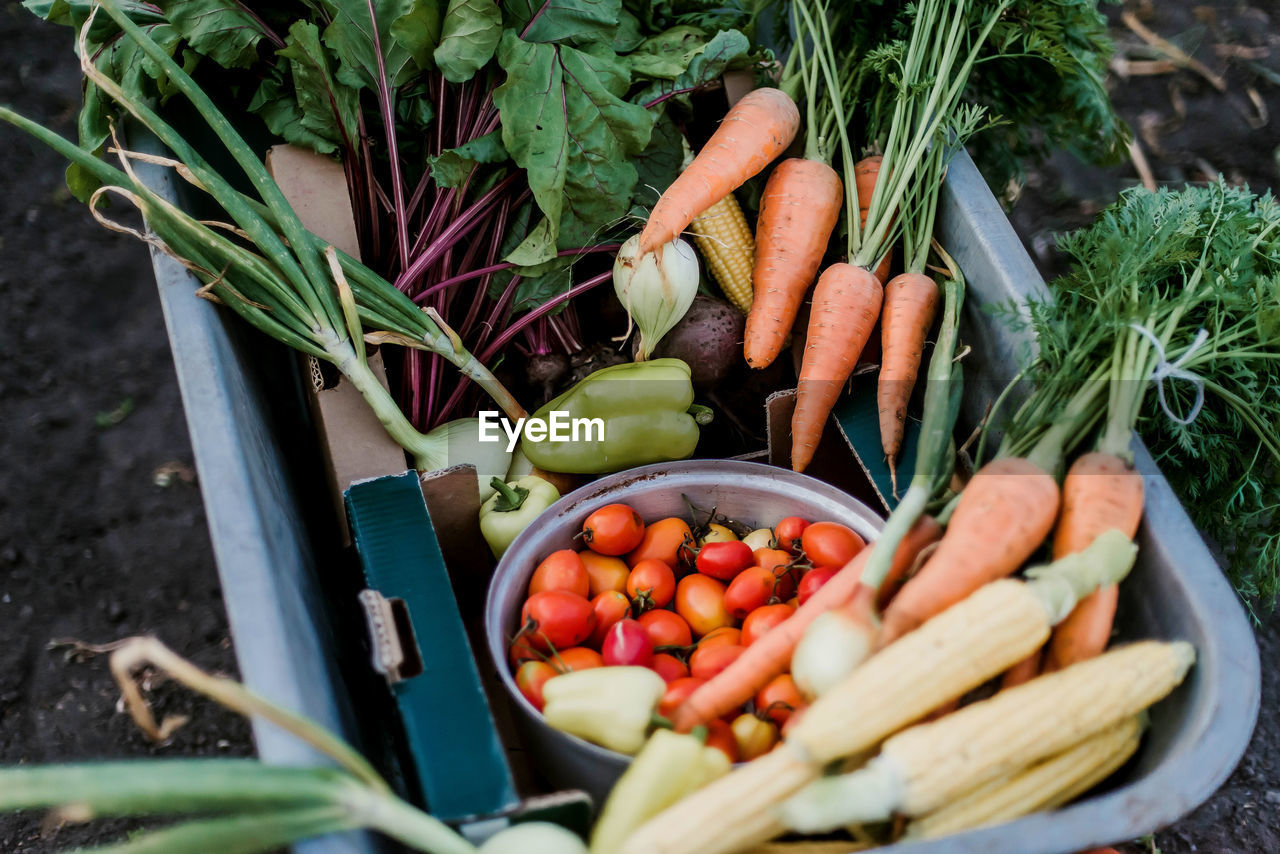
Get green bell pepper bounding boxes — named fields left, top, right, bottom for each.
left=521, top=359, right=711, bottom=475
left=479, top=475, right=560, bottom=559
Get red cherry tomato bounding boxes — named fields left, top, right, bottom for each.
left=723, top=567, right=775, bottom=620
left=658, top=676, right=706, bottom=718
left=774, top=516, right=811, bottom=554
left=553, top=646, right=604, bottom=673
left=627, top=517, right=693, bottom=569
left=753, top=548, right=799, bottom=600
left=674, top=574, right=732, bottom=637
left=582, top=503, right=646, bottom=555
left=637, top=609, right=693, bottom=648
left=754, top=674, right=806, bottom=727
left=696, top=540, right=755, bottom=581
left=521, top=590, right=595, bottom=651
left=797, top=566, right=839, bottom=605
left=697, top=626, right=742, bottom=649
left=801, top=522, right=865, bottom=568
left=741, top=603, right=795, bottom=646
left=651, top=652, right=690, bottom=683
left=705, top=719, right=739, bottom=763
left=689, top=643, right=745, bottom=680
left=602, top=618, right=654, bottom=667
left=515, top=660, right=557, bottom=711
left=529, top=550, right=589, bottom=598
left=580, top=551, right=631, bottom=597
left=588, top=590, right=631, bottom=648
left=627, top=559, right=676, bottom=610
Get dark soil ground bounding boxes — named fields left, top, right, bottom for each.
left=0, top=1, right=1276, bottom=853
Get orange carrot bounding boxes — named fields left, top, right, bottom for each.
left=874, top=514, right=943, bottom=609
left=743, top=158, right=843, bottom=369
left=791, top=264, right=884, bottom=472
left=854, top=156, right=893, bottom=282
left=638, top=88, right=799, bottom=257
left=1043, top=452, right=1144, bottom=671
left=878, top=457, right=1060, bottom=645
left=878, top=272, right=939, bottom=475
left=1000, top=649, right=1042, bottom=689
left=671, top=521, right=937, bottom=731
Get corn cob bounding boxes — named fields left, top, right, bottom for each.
left=614, top=529, right=1137, bottom=854
left=689, top=191, right=755, bottom=312
left=779, top=641, right=1193, bottom=832
left=903, top=714, right=1144, bottom=839
left=617, top=743, right=813, bottom=854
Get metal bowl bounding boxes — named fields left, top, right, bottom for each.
left=483, top=459, right=885, bottom=806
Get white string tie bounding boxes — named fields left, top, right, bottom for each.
left=1129, top=324, right=1209, bottom=426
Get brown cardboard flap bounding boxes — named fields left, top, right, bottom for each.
left=420, top=464, right=490, bottom=611
left=765, top=388, right=882, bottom=511
left=266, top=144, right=408, bottom=542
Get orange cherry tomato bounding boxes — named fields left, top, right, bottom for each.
left=731, top=712, right=779, bottom=760
left=800, top=521, right=865, bottom=568
left=553, top=646, right=604, bottom=673
left=658, top=676, right=706, bottom=718
left=627, top=559, right=676, bottom=609
left=529, top=550, right=589, bottom=598
left=651, top=652, right=690, bottom=684
left=583, top=503, right=646, bottom=555
left=627, top=517, right=693, bottom=569
left=638, top=608, right=693, bottom=647
left=774, top=516, right=810, bottom=554
left=509, top=635, right=541, bottom=668
left=705, top=719, right=739, bottom=763
left=515, top=660, right=557, bottom=711
left=697, top=626, right=742, bottom=649
left=579, top=551, right=631, bottom=597
left=741, top=603, right=795, bottom=646
left=675, top=574, right=732, bottom=637
left=588, top=590, right=631, bottom=648
left=754, top=548, right=799, bottom=599
left=754, top=674, right=806, bottom=727
left=689, top=643, right=745, bottom=680
left=723, top=566, right=774, bottom=620
left=521, top=590, right=595, bottom=651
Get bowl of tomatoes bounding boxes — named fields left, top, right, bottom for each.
left=484, top=459, right=884, bottom=804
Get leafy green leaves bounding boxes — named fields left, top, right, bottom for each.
left=502, top=0, right=621, bottom=45
left=494, top=31, right=652, bottom=262
left=428, top=130, right=508, bottom=187
left=319, top=0, right=426, bottom=89
left=1020, top=181, right=1280, bottom=614
left=631, top=28, right=749, bottom=105
left=251, top=22, right=360, bottom=155
left=156, top=1, right=269, bottom=69
left=434, top=0, right=501, bottom=81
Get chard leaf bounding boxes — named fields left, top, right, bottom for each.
left=501, top=0, right=620, bottom=46
left=320, top=0, right=427, bottom=89
left=494, top=31, right=652, bottom=261
left=626, top=25, right=708, bottom=79
left=390, top=0, right=443, bottom=69
left=433, top=0, right=502, bottom=82
left=429, top=130, right=508, bottom=187
left=249, top=21, right=360, bottom=155
left=632, top=28, right=749, bottom=106
left=157, top=0, right=269, bottom=69
left=612, top=8, right=645, bottom=52
left=631, top=110, right=683, bottom=208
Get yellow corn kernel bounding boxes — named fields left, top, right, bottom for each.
left=689, top=192, right=755, bottom=313
left=903, top=714, right=1144, bottom=839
